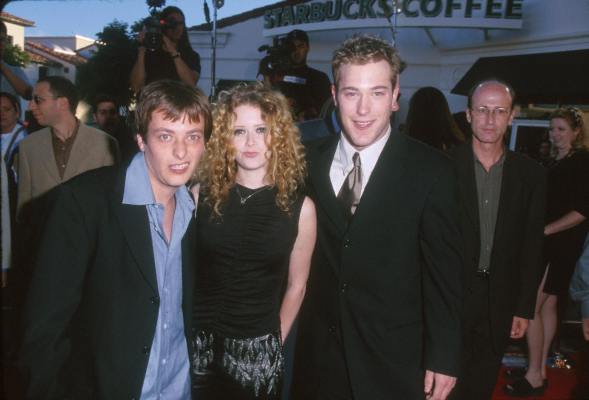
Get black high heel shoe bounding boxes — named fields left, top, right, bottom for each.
left=504, top=378, right=548, bottom=397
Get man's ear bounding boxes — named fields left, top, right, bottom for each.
left=391, top=76, right=400, bottom=112
left=136, top=134, right=146, bottom=151
left=331, top=84, right=338, bottom=107
left=59, top=97, right=71, bottom=113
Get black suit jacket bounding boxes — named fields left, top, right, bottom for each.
left=293, top=133, right=463, bottom=399
left=297, top=111, right=339, bottom=143
left=449, top=142, right=546, bottom=351
left=20, top=166, right=196, bottom=400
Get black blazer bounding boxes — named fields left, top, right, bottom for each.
left=20, top=166, right=196, bottom=400
left=297, top=111, right=339, bottom=143
left=449, top=142, right=546, bottom=351
left=293, top=133, right=463, bottom=399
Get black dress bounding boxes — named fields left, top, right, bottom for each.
left=544, top=149, right=589, bottom=295
left=192, top=184, right=304, bottom=399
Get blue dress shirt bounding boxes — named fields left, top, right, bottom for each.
left=123, top=152, right=194, bottom=399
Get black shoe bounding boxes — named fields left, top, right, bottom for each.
left=504, top=378, right=547, bottom=397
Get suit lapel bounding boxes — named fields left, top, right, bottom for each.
left=309, top=136, right=347, bottom=234
left=64, top=125, right=91, bottom=181
left=350, top=133, right=407, bottom=228
left=456, top=143, right=480, bottom=231
left=111, top=173, right=158, bottom=294
left=491, top=151, right=517, bottom=259
left=40, top=130, right=61, bottom=183
left=181, top=218, right=196, bottom=328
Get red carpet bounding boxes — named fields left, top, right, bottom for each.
left=493, top=355, right=588, bottom=400
left=2, top=334, right=588, bottom=399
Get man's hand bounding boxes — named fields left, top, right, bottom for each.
left=424, top=370, right=456, bottom=400
left=161, top=35, right=177, bottom=55
left=510, top=316, right=529, bottom=338
left=136, top=30, right=146, bottom=45
left=583, top=319, right=589, bottom=341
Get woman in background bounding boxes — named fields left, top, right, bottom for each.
left=506, top=107, right=589, bottom=396
left=192, top=83, right=316, bottom=399
left=1, top=91, right=27, bottom=287
left=404, top=86, right=465, bottom=151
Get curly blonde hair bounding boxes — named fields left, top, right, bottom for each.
left=200, top=83, right=306, bottom=216
left=550, top=106, right=588, bottom=152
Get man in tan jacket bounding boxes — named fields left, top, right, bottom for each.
left=17, top=76, right=119, bottom=215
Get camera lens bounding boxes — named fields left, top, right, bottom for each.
left=143, top=17, right=163, bottom=51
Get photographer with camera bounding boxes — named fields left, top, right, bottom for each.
left=130, top=6, right=201, bottom=94
left=261, top=29, right=331, bottom=121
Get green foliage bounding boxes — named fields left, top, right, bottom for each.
left=2, top=42, right=30, bottom=67
left=146, top=0, right=166, bottom=14
left=131, top=17, right=151, bottom=36
left=76, top=20, right=137, bottom=109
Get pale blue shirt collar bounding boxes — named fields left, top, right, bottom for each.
left=122, top=152, right=194, bottom=213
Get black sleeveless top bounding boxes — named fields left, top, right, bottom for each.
left=193, top=184, right=304, bottom=338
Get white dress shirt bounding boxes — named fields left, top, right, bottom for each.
left=329, top=126, right=391, bottom=197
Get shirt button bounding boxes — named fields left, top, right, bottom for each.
left=341, top=283, right=348, bottom=293
left=142, top=345, right=150, bottom=354
left=343, top=240, right=351, bottom=248
left=163, top=323, right=168, bottom=330
left=162, top=358, right=167, bottom=365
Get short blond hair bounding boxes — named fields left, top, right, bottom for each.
left=332, top=34, right=403, bottom=88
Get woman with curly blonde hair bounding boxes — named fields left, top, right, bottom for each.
left=506, top=107, right=589, bottom=396
left=191, top=83, right=316, bottom=399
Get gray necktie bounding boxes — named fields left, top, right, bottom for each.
left=337, top=152, right=362, bottom=219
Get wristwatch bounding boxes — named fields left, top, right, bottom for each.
left=171, top=52, right=181, bottom=59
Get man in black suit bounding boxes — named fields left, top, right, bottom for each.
left=20, top=80, right=211, bottom=399
left=292, top=35, right=463, bottom=400
left=448, top=80, right=546, bottom=399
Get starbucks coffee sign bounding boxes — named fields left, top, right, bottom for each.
left=263, top=0, right=523, bottom=36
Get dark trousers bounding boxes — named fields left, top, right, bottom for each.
left=291, top=320, right=354, bottom=400
left=316, top=325, right=354, bottom=400
left=450, top=275, right=504, bottom=400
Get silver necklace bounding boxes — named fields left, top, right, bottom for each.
left=235, top=185, right=268, bottom=205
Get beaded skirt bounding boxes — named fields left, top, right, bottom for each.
left=192, top=330, right=283, bottom=399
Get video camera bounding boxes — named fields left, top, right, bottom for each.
left=258, top=36, right=295, bottom=76
left=143, top=15, right=180, bottom=51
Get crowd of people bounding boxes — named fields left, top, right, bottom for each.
left=1, top=7, right=589, bottom=400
